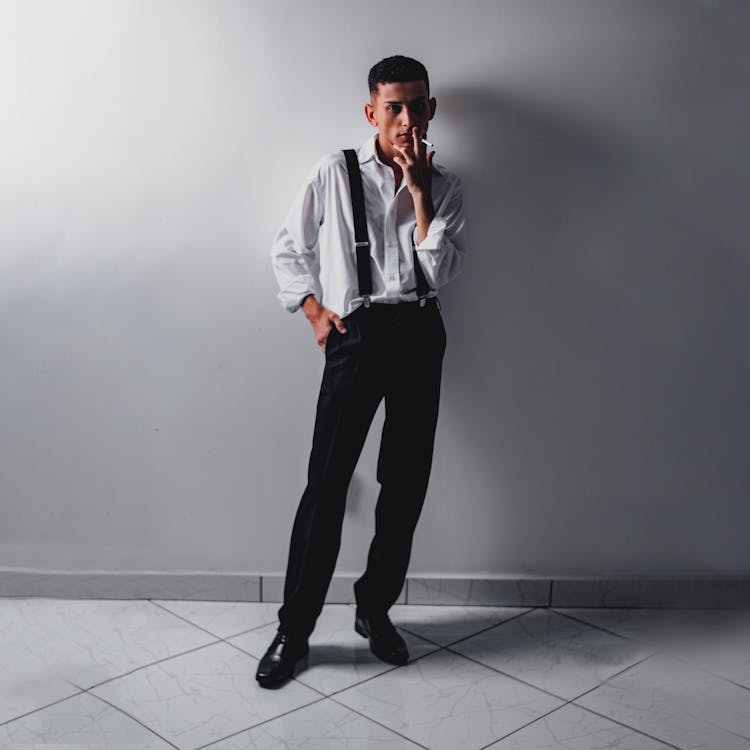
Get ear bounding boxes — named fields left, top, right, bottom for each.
left=364, top=102, right=377, bottom=127
left=428, top=97, right=437, bottom=120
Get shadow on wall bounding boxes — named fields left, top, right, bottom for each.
left=428, top=85, right=750, bottom=570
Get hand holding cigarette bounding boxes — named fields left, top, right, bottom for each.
left=393, top=126, right=435, bottom=197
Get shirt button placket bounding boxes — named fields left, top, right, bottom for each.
left=385, top=202, right=400, bottom=295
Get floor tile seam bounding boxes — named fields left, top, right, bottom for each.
left=321, top=643, right=450, bottom=699
left=549, top=607, right=660, bottom=644
left=547, top=608, right=750, bottom=687
left=327, top=661, right=673, bottom=750
left=475, top=690, right=684, bottom=750
left=438, top=644, right=575, bottom=703
left=550, top=608, right=750, bottom=694
left=649, top=649, right=750, bottom=695
left=475, top=697, right=593, bottom=750
left=326, top=642, right=574, bottom=750
left=7, top=602, right=746, bottom=737
left=344, top=601, right=462, bottom=652
left=218, top=610, right=443, bottom=699
left=413, top=606, right=537, bottom=650
left=218, top=640, right=329, bottom=699
left=59, top=646, right=344, bottom=749
left=1, top=608, right=325, bottom=725
left=355, top=603, right=537, bottom=652
left=76, top=636, right=246, bottom=692
left=68, top=684, right=181, bottom=749
left=146, top=599, right=336, bottom=698
left=549, top=604, right=750, bottom=634
left=562, top=650, right=659, bottom=707
left=192, top=694, right=333, bottom=750
left=148, top=598, right=280, bottom=641
left=563, top=701, right=685, bottom=750
left=325, top=694, right=432, bottom=750
left=556, top=652, right=689, bottom=749
left=718, top=725, right=750, bottom=746
left=78, top=655, right=338, bottom=750
left=0, top=683, right=89, bottom=729
left=439, top=639, right=663, bottom=705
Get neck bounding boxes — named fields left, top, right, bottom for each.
left=375, top=134, right=401, bottom=173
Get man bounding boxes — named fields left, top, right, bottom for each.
left=259, top=54, right=466, bottom=688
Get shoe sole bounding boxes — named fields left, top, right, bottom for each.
left=355, top=619, right=409, bottom=665
left=256, top=651, right=309, bottom=689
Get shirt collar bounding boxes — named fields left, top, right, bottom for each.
left=357, top=132, right=442, bottom=175
left=357, top=132, right=381, bottom=166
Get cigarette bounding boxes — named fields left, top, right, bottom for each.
left=421, top=137, right=434, bottom=149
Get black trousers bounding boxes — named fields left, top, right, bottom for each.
left=276, top=297, right=447, bottom=638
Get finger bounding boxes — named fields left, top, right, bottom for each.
left=393, top=143, right=412, bottom=164
left=412, top=125, right=420, bottom=154
left=394, top=144, right=412, bottom=165
left=330, top=314, right=347, bottom=333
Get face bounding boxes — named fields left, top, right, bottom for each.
left=364, top=80, right=436, bottom=163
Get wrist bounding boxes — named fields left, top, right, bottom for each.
left=301, top=294, right=321, bottom=319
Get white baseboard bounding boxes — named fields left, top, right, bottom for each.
left=1, top=570, right=748, bottom=607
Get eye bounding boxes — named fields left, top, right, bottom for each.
left=387, top=104, right=401, bottom=113
left=410, top=101, right=427, bottom=115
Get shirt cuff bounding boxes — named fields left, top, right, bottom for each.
left=278, top=288, right=316, bottom=313
left=412, top=215, right=448, bottom=252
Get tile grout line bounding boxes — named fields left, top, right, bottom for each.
left=327, top=612, right=676, bottom=750
left=566, top=702, right=685, bottom=750
left=193, top=694, right=332, bottom=750
left=474, top=652, right=683, bottom=750
left=0, top=688, right=89, bottom=729
left=71, top=683, right=182, bottom=750
left=472, top=648, right=671, bottom=749
left=3, top=598, right=749, bottom=747
left=550, top=607, right=750, bottom=695
left=327, top=694, right=432, bottom=750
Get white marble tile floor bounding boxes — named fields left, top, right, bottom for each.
left=1, top=598, right=749, bottom=749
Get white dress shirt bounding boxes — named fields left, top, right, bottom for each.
left=270, top=132, right=466, bottom=318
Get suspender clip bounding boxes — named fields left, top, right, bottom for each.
left=355, top=241, right=370, bottom=248
left=363, top=294, right=371, bottom=308
left=419, top=297, right=426, bottom=308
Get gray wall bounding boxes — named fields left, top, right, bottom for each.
left=1, top=0, right=748, bottom=577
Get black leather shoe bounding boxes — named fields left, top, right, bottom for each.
left=255, top=629, right=309, bottom=688
left=354, top=611, right=409, bottom=665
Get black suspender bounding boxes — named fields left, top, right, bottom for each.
left=342, top=148, right=432, bottom=307
left=343, top=149, right=373, bottom=306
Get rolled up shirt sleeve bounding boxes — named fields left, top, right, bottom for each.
left=270, top=164, right=324, bottom=313
left=411, top=173, right=466, bottom=290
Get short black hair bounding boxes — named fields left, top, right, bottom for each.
left=368, top=55, right=430, bottom=98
